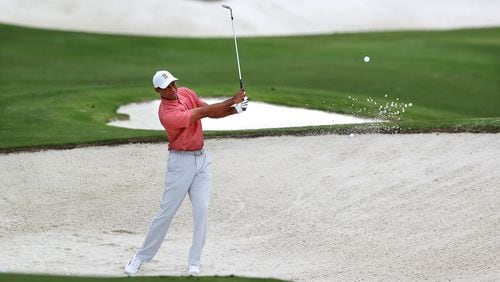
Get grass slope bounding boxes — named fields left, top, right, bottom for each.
left=1, top=24, right=499, bottom=150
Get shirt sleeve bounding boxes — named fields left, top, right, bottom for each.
left=186, top=88, right=205, bottom=107
left=160, top=109, right=191, bottom=129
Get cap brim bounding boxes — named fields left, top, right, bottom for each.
left=158, top=77, right=178, bottom=89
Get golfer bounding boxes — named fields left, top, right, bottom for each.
left=125, top=70, right=248, bottom=275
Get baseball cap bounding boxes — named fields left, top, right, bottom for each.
left=152, top=70, right=178, bottom=89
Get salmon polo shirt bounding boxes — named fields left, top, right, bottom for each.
left=158, top=87, right=205, bottom=151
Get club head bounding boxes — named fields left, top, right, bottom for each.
left=222, top=5, right=233, bottom=19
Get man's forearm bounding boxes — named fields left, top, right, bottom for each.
left=191, top=98, right=236, bottom=122
left=209, top=107, right=237, bottom=119
left=207, top=99, right=237, bottom=119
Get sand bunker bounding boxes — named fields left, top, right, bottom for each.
left=107, top=98, right=380, bottom=131
left=1, top=134, right=499, bottom=280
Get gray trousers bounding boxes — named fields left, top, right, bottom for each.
left=136, top=150, right=212, bottom=267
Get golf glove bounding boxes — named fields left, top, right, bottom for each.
left=232, top=97, right=248, bottom=114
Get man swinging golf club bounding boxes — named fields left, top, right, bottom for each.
left=124, top=69, right=247, bottom=276
left=125, top=6, right=246, bottom=275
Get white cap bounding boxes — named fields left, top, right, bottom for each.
left=152, top=70, right=178, bottom=89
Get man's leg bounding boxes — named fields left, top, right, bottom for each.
left=187, top=152, right=212, bottom=267
left=136, top=153, right=196, bottom=262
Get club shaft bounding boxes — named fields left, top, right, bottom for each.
left=230, top=18, right=243, bottom=89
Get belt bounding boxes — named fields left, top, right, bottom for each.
left=169, top=149, right=204, bottom=156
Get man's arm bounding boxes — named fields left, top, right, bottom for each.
left=190, top=89, right=246, bottom=123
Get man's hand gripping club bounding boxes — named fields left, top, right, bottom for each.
left=232, top=89, right=248, bottom=114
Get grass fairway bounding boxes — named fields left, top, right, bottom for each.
left=0, top=274, right=285, bottom=282
left=0, top=24, right=499, bottom=150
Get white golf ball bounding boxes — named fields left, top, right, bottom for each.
left=364, top=56, right=370, bottom=63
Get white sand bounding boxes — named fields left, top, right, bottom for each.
left=107, top=98, right=380, bottom=131
left=1, top=133, right=499, bottom=281
left=1, top=0, right=500, bottom=37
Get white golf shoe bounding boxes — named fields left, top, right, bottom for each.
left=124, top=255, right=142, bottom=274
left=188, top=264, right=200, bottom=276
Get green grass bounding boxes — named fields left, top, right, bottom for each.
left=0, top=273, right=285, bottom=282
left=1, top=24, right=499, bottom=151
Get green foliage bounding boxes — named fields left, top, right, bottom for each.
left=1, top=24, right=499, bottom=150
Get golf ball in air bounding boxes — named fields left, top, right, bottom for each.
left=364, top=56, right=370, bottom=63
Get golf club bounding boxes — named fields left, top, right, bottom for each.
left=222, top=5, right=244, bottom=90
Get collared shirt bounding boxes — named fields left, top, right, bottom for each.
left=158, top=87, right=204, bottom=151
